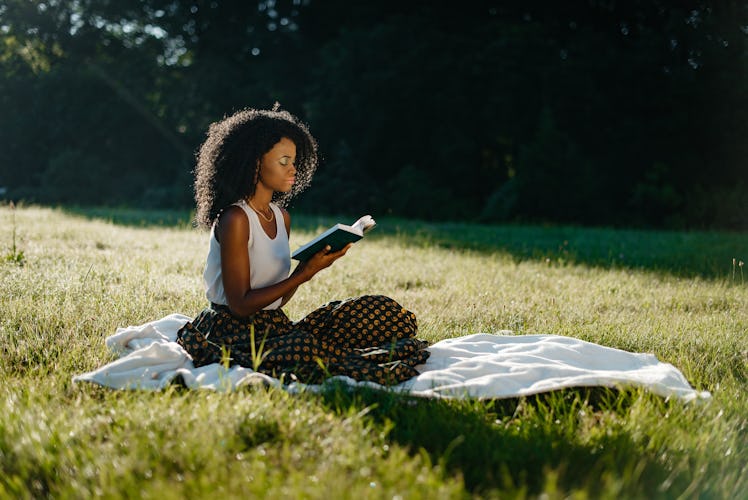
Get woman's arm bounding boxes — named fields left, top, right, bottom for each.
left=218, top=206, right=349, bottom=317
left=279, top=208, right=299, bottom=307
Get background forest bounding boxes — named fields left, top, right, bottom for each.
left=1, top=0, right=746, bottom=229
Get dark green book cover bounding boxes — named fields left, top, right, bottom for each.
left=291, top=224, right=364, bottom=262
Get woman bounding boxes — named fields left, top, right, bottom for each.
left=177, top=106, right=430, bottom=385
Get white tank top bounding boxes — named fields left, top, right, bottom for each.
left=203, top=200, right=291, bottom=310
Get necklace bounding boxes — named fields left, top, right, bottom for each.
left=248, top=200, right=274, bottom=223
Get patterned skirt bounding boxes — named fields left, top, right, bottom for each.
left=176, top=295, right=430, bottom=385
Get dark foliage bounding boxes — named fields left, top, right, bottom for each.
left=0, top=0, right=746, bottom=229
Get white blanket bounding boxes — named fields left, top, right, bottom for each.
left=73, top=314, right=711, bottom=402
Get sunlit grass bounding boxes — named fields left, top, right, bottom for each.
left=1, top=204, right=747, bottom=498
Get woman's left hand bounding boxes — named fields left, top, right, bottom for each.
left=296, top=243, right=352, bottom=281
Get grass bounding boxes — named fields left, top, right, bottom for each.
left=1, top=203, right=747, bottom=498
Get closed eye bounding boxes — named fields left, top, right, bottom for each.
left=279, top=156, right=295, bottom=166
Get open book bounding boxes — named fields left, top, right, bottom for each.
left=291, top=215, right=376, bottom=262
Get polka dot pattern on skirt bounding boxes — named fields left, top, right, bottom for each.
left=176, top=295, right=430, bottom=385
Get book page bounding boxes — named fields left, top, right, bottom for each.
left=351, top=215, right=376, bottom=234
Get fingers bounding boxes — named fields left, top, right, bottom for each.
left=314, top=243, right=351, bottom=260
left=328, top=243, right=352, bottom=258
left=314, top=245, right=332, bottom=258
left=307, top=244, right=352, bottom=273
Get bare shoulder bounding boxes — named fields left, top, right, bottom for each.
left=215, top=205, right=249, bottom=244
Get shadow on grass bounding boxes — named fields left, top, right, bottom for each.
left=61, top=206, right=748, bottom=280
left=376, top=217, right=748, bottom=281
left=62, top=206, right=195, bottom=228
left=288, top=214, right=746, bottom=281
left=316, top=385, right=689, bottom=497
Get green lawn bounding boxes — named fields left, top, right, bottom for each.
left=1, top=204, right=747, bottom=498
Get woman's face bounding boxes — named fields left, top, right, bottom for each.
left=257, top=137, right=297, bottom=194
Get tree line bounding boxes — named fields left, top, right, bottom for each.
left=1, top=1, right=746, bottom=229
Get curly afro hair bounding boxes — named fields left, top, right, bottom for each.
left=193, top=106, right=318, bottom=229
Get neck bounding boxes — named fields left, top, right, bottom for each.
left=248, top=189, right=273, bottom=208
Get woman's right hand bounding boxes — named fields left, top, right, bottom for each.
left=298, top=243, right=352, bottom=281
